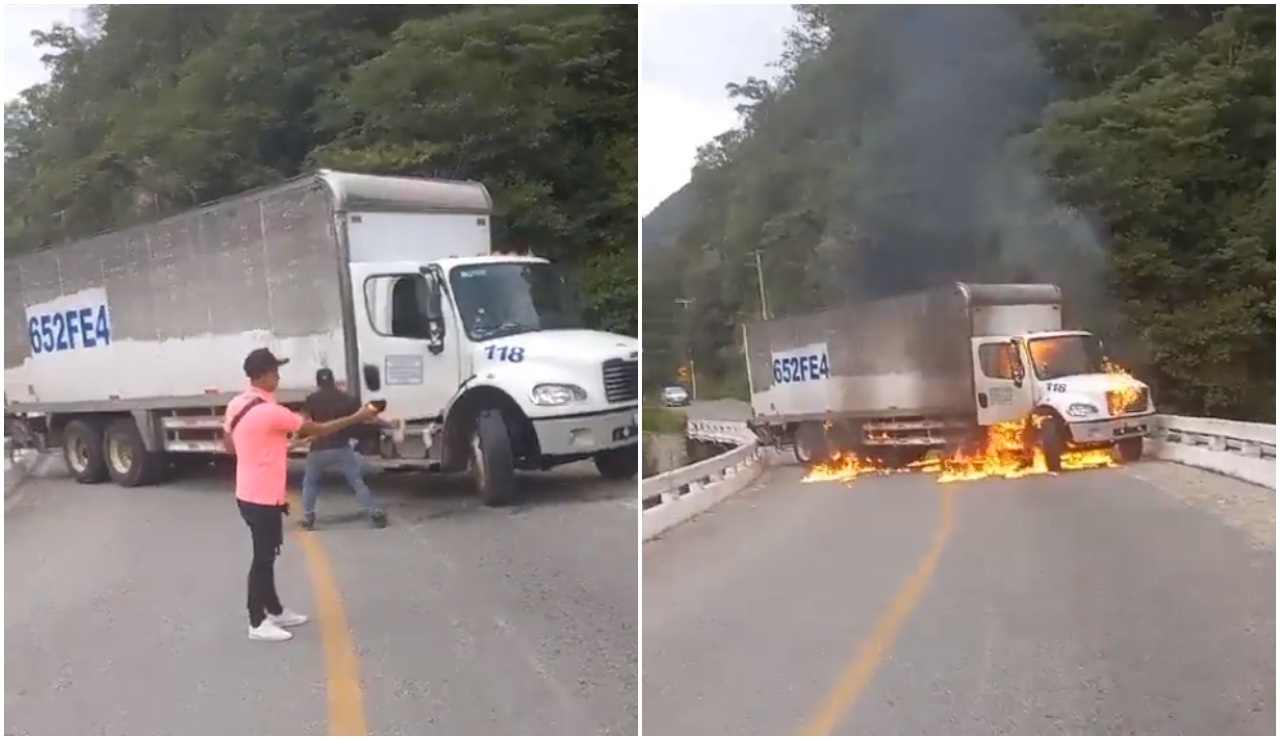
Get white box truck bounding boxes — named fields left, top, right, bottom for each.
left=4, top=170, right=639, bottom=504
left=742, top=283, right=1154, bottom=471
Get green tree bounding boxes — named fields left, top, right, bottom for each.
left=5, top=4, right=636, bottom=335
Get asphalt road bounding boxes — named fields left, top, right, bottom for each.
left=643, top=459, right=1275, bottom=736
left=5, top=456, right=638, bottom=736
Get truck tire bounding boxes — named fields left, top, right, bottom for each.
left=1115, top=436, right=1144, bottom=464
left=595, top=444, right=638, bottom=480
left=1039, top=416, right=1066, bottom=473
left=104, top=418, right=167, bottom=487
left=63, top=419, right=110, bottom=484
left=794, top=422, right=828, bottom=465
left=470, top=409, right=517, bottom=506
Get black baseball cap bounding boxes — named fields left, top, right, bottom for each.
left=316, top=368, right=336, bottom=386
left=243, top=348, right=290, bottom=379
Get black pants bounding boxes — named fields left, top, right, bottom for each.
left=238, top=499, right=285, bottom=628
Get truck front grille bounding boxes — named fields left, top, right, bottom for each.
left=602, top=359, right=639, bottom=404
left=1106, top=387, right=1150, bottom=416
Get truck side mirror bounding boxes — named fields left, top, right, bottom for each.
left=423, top=274, right=445, bottom=355
left=424, top=275, right=443, bottom=321
left=1009, top=339, right=1025, bottom=388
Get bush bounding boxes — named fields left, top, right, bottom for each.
left=642, top=407, right=686, bottom=435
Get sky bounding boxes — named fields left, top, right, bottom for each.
left=639, top=4, right=795, bottom=215
left=3, top=4, right=85, bottom=102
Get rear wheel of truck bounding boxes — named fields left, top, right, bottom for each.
left=1115, top=436, right=1144, bottom=464
left=104, top=418, right=166, bottom=487
left=63, top=419, right=110, bottom=484
left=470, top=409, right=517, bottom=506
left=594, top=444, right=638, bottom=480
left=1038, top=416, right=1066, bottom=473
left=793, top=422, right=828, bottom=465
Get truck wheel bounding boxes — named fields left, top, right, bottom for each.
left=470, top=409, right=516, bottom=506
left=104, top=418, right=166, bottom=487
left=794, top=423, right=828, bottom=465
left=595, top=444, right=638, bottom=480
left=1039, top=417, right=1066, bottom=473
left=1115, top=436, right=1144, bottom=464
left=63, top=419, right=110, bottom=484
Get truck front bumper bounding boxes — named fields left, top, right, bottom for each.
left=1067, top=414, right=1153, bottom=445
left=532, top=406, right=638, bottom=457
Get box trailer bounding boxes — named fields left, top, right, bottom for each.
left=742, top=283, right=1154, bottom=470
left=5, top=170, right=639, bottom=504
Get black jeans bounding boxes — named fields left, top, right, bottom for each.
left=237, top=499, right=285, bottom=628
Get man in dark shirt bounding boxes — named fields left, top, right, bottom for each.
left=299, top=368, right=387, bottom=530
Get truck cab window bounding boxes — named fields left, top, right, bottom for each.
left=390, top=278, right=429, bottom=337
left=448, top=261, right=585, bottom=341
left=978, top=343, right=1015, bottom=380
left=1027, top=335, right=1106, bottom=380
left=364, top=275, right=432, bottom=339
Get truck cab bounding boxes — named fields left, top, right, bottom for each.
left=970, top=329, right=1154, bottom=468
left=344, top=207, right=638, bottom=503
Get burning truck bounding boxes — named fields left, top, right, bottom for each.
left=741, top=283, right=1154, bottom=483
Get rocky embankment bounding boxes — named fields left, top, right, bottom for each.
left=642, top=433, right=689, bottom=477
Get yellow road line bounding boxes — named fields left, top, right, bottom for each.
left=288, top=491, right=368, bottom=736
left=796, top=486, right=956, bottom=736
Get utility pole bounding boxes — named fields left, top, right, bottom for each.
left=674, top=298, right=697, bottom=401
left=749, top=250, right=771, bottom=321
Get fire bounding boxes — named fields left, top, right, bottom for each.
left=803, top=357, right=1146, bottom=486
left=802, top=419, right=1116, bottom=486
left=1102, top=358, right=1147, bottom=416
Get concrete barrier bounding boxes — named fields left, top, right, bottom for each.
left=641, top=420, right=764, bottom=541
left=1147, top=414, right=1275, bottom=490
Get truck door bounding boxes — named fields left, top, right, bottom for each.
left=971, top=337, right=1036, bottom=426
left=348, top=261, right=462, bottom=421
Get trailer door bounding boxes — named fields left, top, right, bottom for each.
left=971, top=337, right=1035, bottom=426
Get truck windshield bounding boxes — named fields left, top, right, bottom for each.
left=1027, top=334, right=1106, bottom=380
left=448, top=262, right=585, bottom=341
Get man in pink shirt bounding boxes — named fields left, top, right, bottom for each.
left=225, top=348, right=380, bottom=642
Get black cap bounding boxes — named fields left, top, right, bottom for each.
left=243, top=348, right=289, bottom=379
left=316, top=368, right=336, bottom=387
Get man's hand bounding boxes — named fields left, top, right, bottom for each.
left=356, top=403, right=383, bottom=422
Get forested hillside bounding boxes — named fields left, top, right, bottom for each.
left=643, top=5, right=1274, bottom=421
left=641, top=182, right=694, bottom=251
left=4, top=5, right=637, bottom=335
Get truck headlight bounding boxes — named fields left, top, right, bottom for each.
left=1066, top=403, right=1100, bottom=418
left=531, top=384, right=588, bottom=406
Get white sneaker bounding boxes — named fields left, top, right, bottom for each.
left=268, top=608, right=309, bottom=629
left=248, top=621, right=293, bottom=641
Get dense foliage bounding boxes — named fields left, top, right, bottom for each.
left=644, top=5, right=1274, bottom=420
left=5, top=5, right=637, bottom=335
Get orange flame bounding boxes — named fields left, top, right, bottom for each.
left=802, top=419, right=1117, bottom=485
left=1102, top=358, right=1147, bottom=415
left=803, top=359, right=1144, bottom=485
